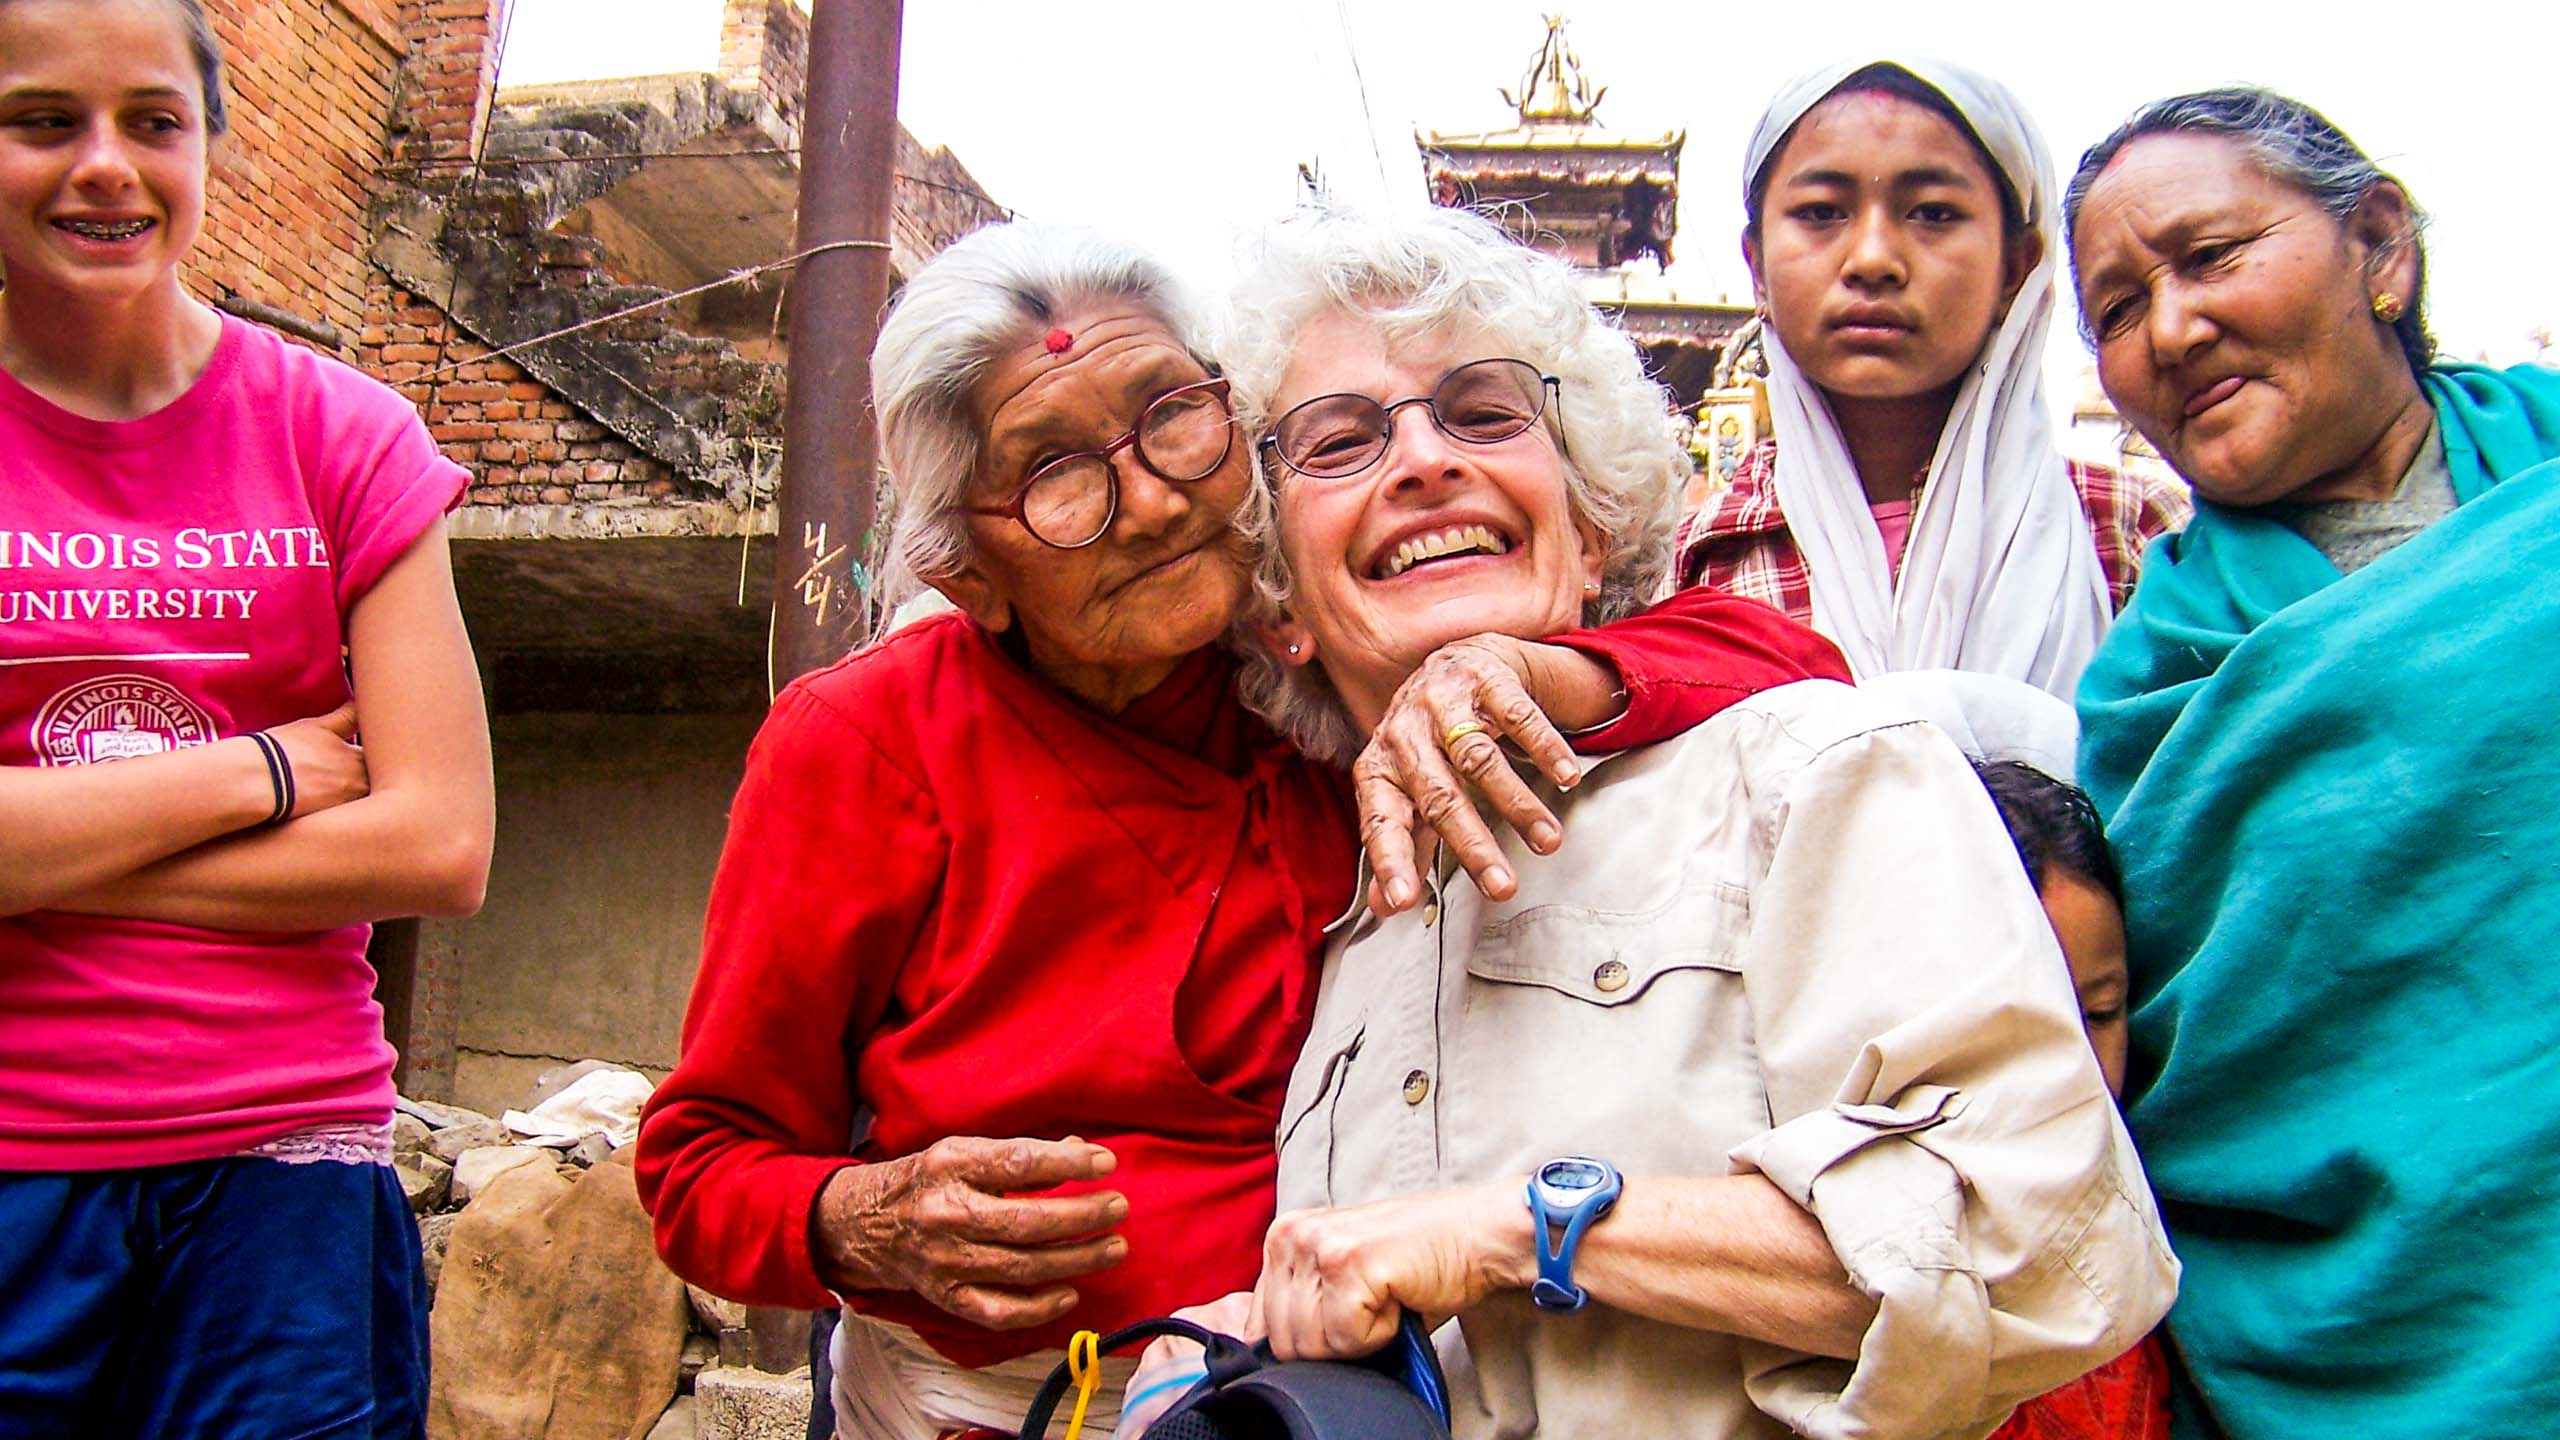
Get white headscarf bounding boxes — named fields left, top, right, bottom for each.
left=1744, top=58, right=2108, bottom=752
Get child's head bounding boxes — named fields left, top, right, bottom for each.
left=1744, top=62, right=2043, bottom=411
left=0, top=0, right=224, bottom=306
left=1974, top=760, right=2129, bottom=1097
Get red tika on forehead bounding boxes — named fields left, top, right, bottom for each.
left=1043, top=328, right=1074, bottom=356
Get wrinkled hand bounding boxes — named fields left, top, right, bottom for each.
left=266, top=704, right=369, bottom=818
left=1121, top=1290, right=1261, bottom=1436
left=1256, top=1184, right=1524, bottom=1361
left=812, top=1135, right=1126, bottom=1331
left=1357, top=635, right=1594, bottom=915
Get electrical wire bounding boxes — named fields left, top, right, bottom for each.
left=1334, top=0, right=1390, bottom=191
left=388, top=148, right=1011, bottom=213
left=407, top=237, right=887, bottom=383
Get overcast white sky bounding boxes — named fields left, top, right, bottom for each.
left=500, top=0, right=2560, bottom=370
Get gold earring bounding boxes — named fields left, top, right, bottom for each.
left=2373, top=292, right=2406, bottom=323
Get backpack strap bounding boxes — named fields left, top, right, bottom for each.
left=1016, top=1319, right=1254, bottom=1438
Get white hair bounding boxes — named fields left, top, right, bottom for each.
left=871, top=222, right=1216, bottom=600
left=1220, top=206, right=1687, bottom=764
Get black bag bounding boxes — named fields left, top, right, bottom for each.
left=1017, top=1313, right=1451, bottom=1440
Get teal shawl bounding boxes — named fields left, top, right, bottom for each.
left=2078, top=361, right=2560, bottom=1440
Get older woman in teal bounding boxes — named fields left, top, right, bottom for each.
left=2067, top=88, right=2560, bottom=1440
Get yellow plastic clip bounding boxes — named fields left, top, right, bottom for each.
left=1060, top=1328, right=1103, bottom=1440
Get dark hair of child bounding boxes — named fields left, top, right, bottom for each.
left=1746, top=62, right=2029, bottom=239
left=1972, top=759, right=2122, bottom=901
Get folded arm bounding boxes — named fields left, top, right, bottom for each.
left=635, top=684, right=925, bottom=1311
left=1257, top=1170, right=1876, bottom=1364
left=635, top=686, right=1128, bottom=1327
left=1725, top=719, right=2179, bottom=1436
left=0, top=702, right=367, bottom=917
left=50, top=527, right=492, bottom=930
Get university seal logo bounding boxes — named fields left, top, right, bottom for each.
left=32, top=673, right=218, bottom=767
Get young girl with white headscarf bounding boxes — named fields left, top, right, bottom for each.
left=1676, top=58, right=2189, bottom=773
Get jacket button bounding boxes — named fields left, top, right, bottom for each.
left=1401, top=1070, right=1431, bottom=1105
left=1420, top=900, right=1440, bottom=927
left=1593, top=960, right=1630, bottom=993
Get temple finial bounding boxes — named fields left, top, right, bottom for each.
left=1497, top=15, right=1605, bottom=125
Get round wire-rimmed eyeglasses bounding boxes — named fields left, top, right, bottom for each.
left=962, top=376, right=1237, bottom=550
left=1258, top=357, right=1563, bottom=481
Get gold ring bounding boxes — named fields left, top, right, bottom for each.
left=1442, top=720, right=1490, bottom=751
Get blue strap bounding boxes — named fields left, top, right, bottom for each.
left=1121, top=1364, right=1208, bottom=1417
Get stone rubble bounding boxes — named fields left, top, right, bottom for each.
left=645, top=1395, right=700, bottom=1440
left=694, top=1366, right=813, bottom=1440
left=396, top=1151, right=452, bottom=1214
left=427, top=1116, right=513, bottom=1164
left=396, top=1062, right=816, bottom=1440
left=449, top=1143, right=554, bottom=1206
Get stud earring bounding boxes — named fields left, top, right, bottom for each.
left=1582, top=580, right=1601, bottom=595
left=2372, top=292, right=2406, bottom=323
left=1287, top=643, right=1302, bottom=656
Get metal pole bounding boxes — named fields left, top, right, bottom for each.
left=772, top=0, right=904, bottom=687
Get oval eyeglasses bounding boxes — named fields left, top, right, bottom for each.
left=1259, top=357, right=1561, bottom=481
left=964, top=377, right=1237, bottom=550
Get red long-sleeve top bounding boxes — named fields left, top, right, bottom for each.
left=635, top=589, right=1846, bottom=1368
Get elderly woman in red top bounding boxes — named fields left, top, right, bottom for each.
left=634, top=222, right=1844, bottom=1439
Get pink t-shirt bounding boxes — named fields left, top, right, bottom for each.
left=0, top=315, right=468, bottom=1171
left=1872, top=498, right=1914, bottom=586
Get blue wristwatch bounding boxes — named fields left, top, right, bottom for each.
left=1524, top=1155, right=1622, bottom=1312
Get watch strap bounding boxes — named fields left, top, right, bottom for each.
left=1525, top=1174, right=1615, bottom=1312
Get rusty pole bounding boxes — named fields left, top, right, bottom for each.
left=771, top=0, right=905, bottom=687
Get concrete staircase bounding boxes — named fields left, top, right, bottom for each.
left=376, top=76, right=786, bottom=506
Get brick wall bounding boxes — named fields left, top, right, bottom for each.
left=194, top=0, right=812, bottom=508
left=717, top=0, right=808, bottom=147
left=193, top=0, right=409, bottom=344
left=362, top=280, right=683, bottom=508
left=394, top=0, right=513, bottom=163
left=187, top=0, right=695, bottom=506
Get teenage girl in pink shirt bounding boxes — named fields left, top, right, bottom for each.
left=0, top=2, right=492, bottom=1434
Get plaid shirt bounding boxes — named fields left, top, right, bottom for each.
left=1672, top=438, right=2193, bottom=620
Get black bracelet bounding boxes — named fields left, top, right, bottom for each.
left=247, top=731, right=294, bottom=827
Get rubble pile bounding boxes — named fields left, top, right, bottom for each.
left=397, top=1061, right=811, bottom=1440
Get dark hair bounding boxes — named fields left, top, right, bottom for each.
left=0, top=0, right=227, bottom=135
left=1972, top=759, right=2122, bottom=902
left=1746, top=63, right=2027, bottom=239
left=2062, top=86, right=2429, bottom=371
left=169, top=0, right=227, bottom=137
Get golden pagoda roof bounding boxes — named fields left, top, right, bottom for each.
left=1419, top=16, right=1682, bottom=160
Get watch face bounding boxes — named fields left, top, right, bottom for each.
left=1541, top=1159, right=1609, bottom=1192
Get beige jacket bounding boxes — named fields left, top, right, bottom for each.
left=1275, top=679, right=2177, bottom=1440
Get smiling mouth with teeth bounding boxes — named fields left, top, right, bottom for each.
left=55, top=218, right=154, bottom=241
left=1374, top=524, right=1512, bottom=580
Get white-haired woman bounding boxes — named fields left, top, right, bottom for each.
left=634, top=221, right=1844, bottom=1438
left=1129, top=207, right=2177, bottom=1440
